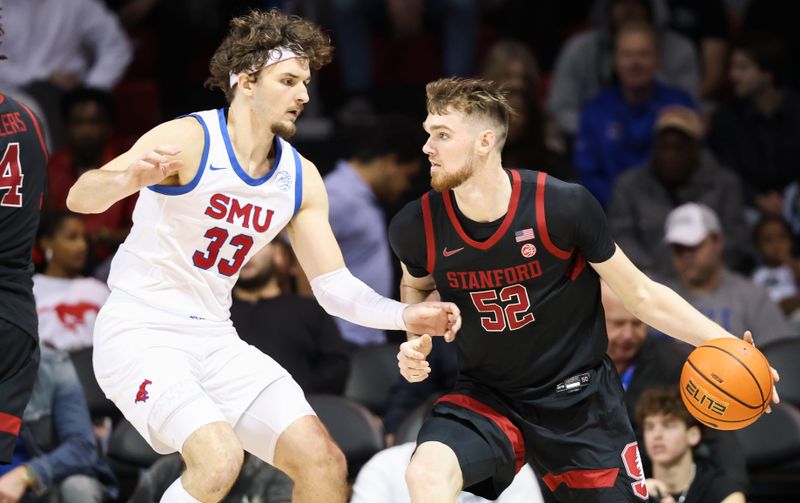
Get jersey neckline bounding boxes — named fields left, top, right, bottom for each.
left=441, top=169, right=522, bottom=251
left=217, top=108, right=282, bottom=186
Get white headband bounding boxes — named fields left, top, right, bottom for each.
left=229, top=47, right=306, bottom=88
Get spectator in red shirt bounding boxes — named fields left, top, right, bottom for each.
left=47, top=88, right=135, bottom=269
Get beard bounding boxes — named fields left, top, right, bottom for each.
left=236, top=267, right=273, bottom=291
left=431, top=152, right=477, bottom=192
left=271, top=120, right=296, bottom=138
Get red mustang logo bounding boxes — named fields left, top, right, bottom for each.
left=135, top=379, right=152, bottom=404
left=52, top=302, right=101, bottom=332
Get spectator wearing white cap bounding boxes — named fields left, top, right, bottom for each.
left=608, top=105, right=748, bottom=279
left=662, top=203, right=791, bottom=346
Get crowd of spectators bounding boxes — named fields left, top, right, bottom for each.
left=3, top=0, right=800, bottom=501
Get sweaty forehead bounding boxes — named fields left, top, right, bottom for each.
left=423, top=111, right=466, bottom=131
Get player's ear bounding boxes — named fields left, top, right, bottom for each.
left=238, top=74, right=256, bottom=96
left=476, top=129, right=496, bottom=156
left=687, top=424, right=702, bottom=447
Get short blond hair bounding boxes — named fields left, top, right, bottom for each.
left=426, top=78, right=512, bottom=145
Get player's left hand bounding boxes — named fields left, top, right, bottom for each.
left=402, top=302, right=461, bottom=342
left=743, top=331, right=780, bottom=413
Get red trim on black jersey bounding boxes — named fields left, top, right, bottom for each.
left=421, top=192, right=436, bottom=274
left=18, top=101, right=48, bottom=163
left=0, top=93, right=5, bottom=105
left=542, top=467, right=619, bottom=492
left=535, top=171, right=572, bottom=260
left=442, top=169, right=521, bottom=251
left=436, top=393, right=525, bottom=473
left=0, top=412, right=22, bottom=436
left=568, top=254, right=587, bottom=280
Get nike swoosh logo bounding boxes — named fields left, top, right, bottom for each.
left=209, top=165, right=226, bottom=171
left=442, top=247, right=464, bottom=257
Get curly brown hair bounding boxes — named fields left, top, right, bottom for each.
left=426, top=78, right=512, bottom=144
left=635, top=387, right=699, bottom=429
left=206, top=8, right=333, bottom=102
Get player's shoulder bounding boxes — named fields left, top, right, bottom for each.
left=531, top=170, right=591, bottom=200
left=389, top=195, right=424, bottom=228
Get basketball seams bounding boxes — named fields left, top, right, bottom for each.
left=699, top=344, right=768, bottom=407
left=685, top=356, right=762, bottom=410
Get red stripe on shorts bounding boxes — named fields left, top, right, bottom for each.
left=542, top=467, right=619, bottom=492
left=435, top=394, right=525, bottom=473
left=0, top=412, right=22, bottom=436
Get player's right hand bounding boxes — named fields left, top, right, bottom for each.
left=402, top=301, right=461, bottom=342
left=126, top=145, right=184, bottom=188
left=398, top=334, right=433, bottom=383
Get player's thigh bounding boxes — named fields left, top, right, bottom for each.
left=528, top=386, right=648, bottom=502
left=414, top=413, right=511, bottom=499
left=233, top=375, right=319, bottom=466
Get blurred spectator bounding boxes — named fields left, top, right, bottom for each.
left=663, top=203, right=791, bottom=345
left=480, top=40, right=574, bottom=181
left=608, top=105, right=747, bottom=278
left=34, top=210, right=109, bottom=352
left=751, top=215, right=800, bottom=333
left=573, top=21, right=696, bottom=206
left=383, top=336, right=458, bottom=446
left=636, top=387, right=746, bottom=503
left=231, top=240, right=351, bottom=395
left=601, top=281, right=747, bottom=488
left=47, top=88, right=136, bottom=270
left=0, top=0, right=132, bottom=148
left=329, top=0, right=478, bottom=122
left=128, top=452, right=292, bottom=503
left=0, top=347, right=116, bottom=503
left=708, top=33, right=800, bottom=215
left=548, top=0, right=699, bottom=136
left=350, top=442, right=543, bottom=503
left=664, top=0, right=730, bottom=100
left=324, top=115, right=423, bottom=347
left=741, top=0, right=800, bottom=89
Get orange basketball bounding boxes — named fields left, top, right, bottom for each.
left=680, top=337, right=773, bottom=430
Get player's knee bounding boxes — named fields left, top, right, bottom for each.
left=406, top=444, right=462, bottom=496
left=182, top=423, right=244, bottom=499
left=275, top=416, right=347, bottom=480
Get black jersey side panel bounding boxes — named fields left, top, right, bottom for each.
left=0, top=94, right=48, bottom=338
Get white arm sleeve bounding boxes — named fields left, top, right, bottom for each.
left=310, top=267, right=407, bottom=331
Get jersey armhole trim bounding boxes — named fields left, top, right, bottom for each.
left=535, top=171, right=573, bottom=260
left=292, top=146, right=303, bottom=216
left=421, top=192, right=436, bottom=274
left=148, top=113, right=209, bottom=195
left=18, top=101, right=48, bottom=163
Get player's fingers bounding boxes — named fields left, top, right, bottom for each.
left=743, top=331, right=754, bottom=345
left=142, top=150, right=170, bottom=164
left=771, top=367, right=780, bottom=383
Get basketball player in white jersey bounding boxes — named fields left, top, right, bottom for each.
left=66, top=9, right=460, bottom=503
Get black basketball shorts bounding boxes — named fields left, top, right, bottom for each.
left=416, top=359, right=649, bottom=502
left=0, top=318, right=39, bottom=464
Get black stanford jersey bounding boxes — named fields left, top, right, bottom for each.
left=389, top=169, right=616, bottom=402
left=0, top=93, right=48, bottom=338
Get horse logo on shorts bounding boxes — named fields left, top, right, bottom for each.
left=135, top=379, right=153, bottom=404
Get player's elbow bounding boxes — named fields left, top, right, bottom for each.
left=66, top=187, right=102, bottom=214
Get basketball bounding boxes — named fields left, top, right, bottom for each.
left=680, top=337, right=773, bottom=430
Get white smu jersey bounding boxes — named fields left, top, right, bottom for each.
left=108, top=108, right=302, bottom=322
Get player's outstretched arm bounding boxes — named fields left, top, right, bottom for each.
left=287, top=155, right=460, bottom=338
left=592, top=245, right=780, bottom=406
left=66, top=118, right=202, bottom=214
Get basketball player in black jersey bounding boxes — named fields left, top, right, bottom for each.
left=0, top=24, right=48, bottom=469
left=388, top=78, right=780, bottom=502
